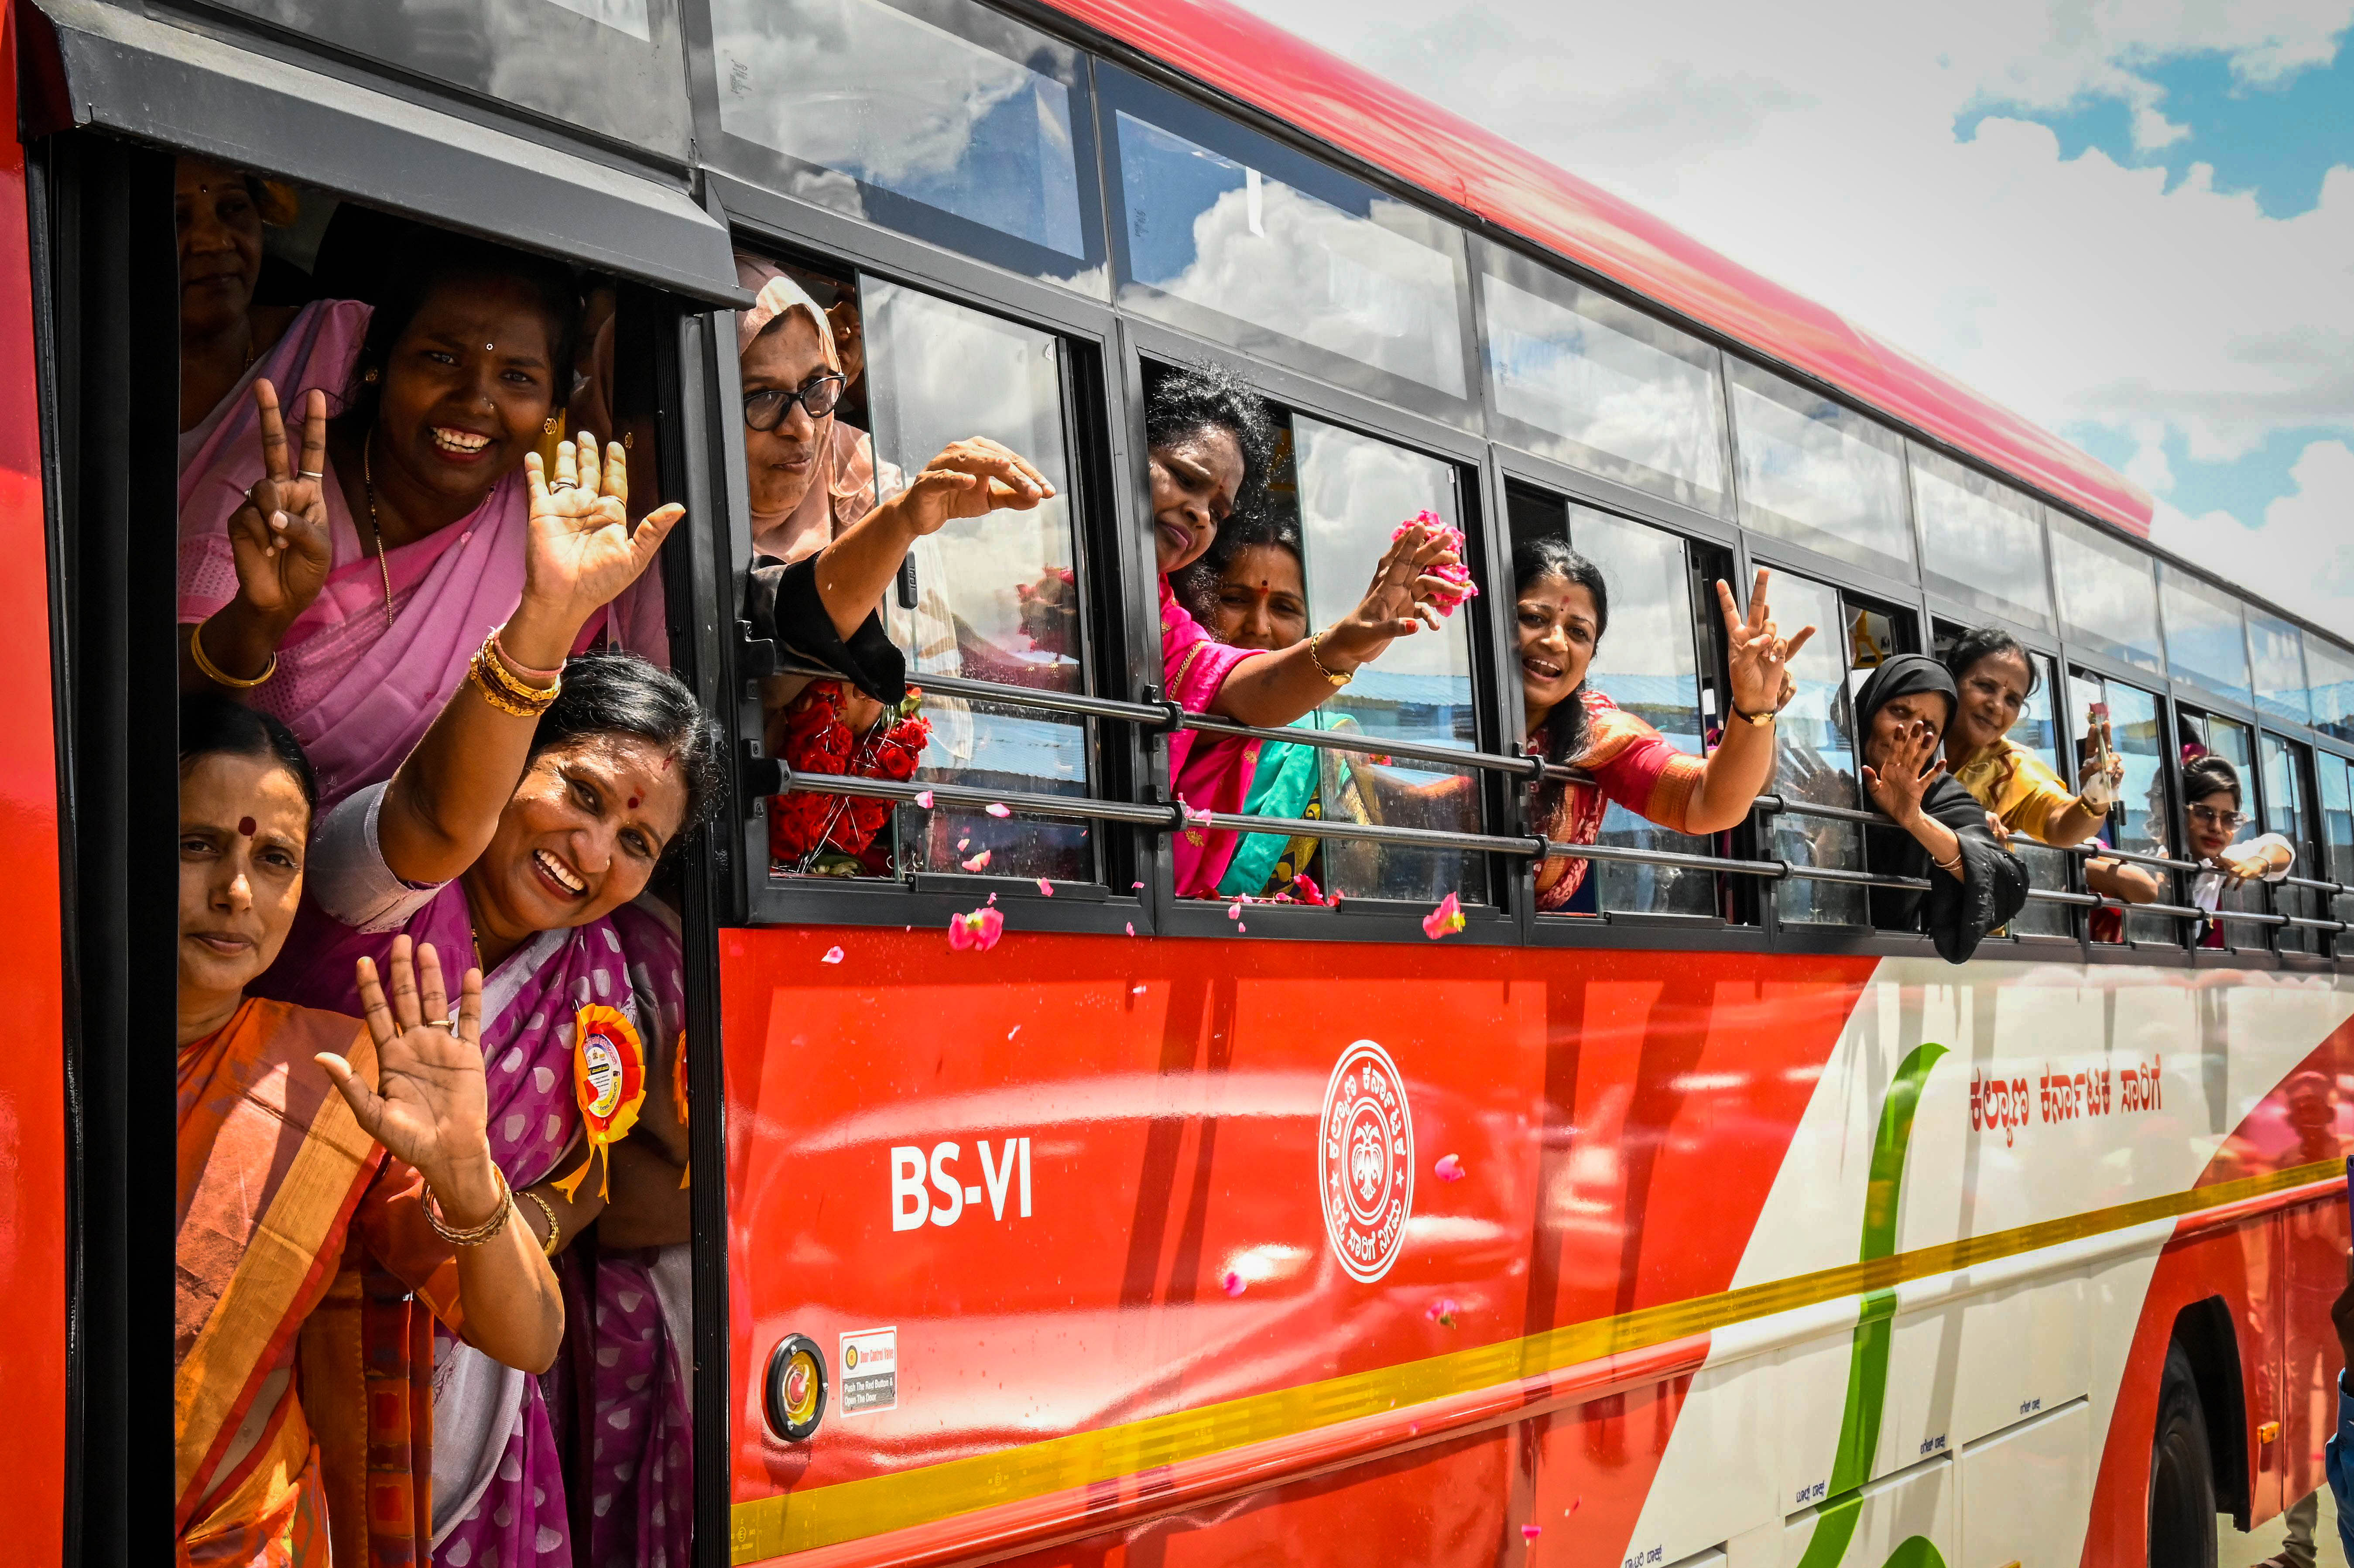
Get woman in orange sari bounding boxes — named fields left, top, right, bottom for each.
left=177, top=694, right=562, bottom=1565
left=1513, top=534, right=1811, bottom=910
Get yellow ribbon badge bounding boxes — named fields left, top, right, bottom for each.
left=552, top=1003, right=648, bottom=1202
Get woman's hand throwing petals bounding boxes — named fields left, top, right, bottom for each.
left=1320, top=522, right=1464, bottom=670
left=227, top=379, right=333, bottom=622
left=895, top=438, right=1054, bottom=536
left=1861, top=720, right=1945, bottom=829
left=1719, top=569, right=1815, bottom=719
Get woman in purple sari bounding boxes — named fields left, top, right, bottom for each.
left=257, top=437, right=719, bottom=1567
left=178, top=231, right=667, bottom=812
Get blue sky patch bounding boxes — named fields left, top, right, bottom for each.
left=1957, top=32, right=2351, bottom=219
left=2064, top=420, right=2339, bottom=523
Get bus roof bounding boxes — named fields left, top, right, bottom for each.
left=1042, top=0, right=2156, bottom=540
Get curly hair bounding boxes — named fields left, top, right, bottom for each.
left=1144, top=359, right=1277, bottom=516
left=529, top=651, right=726, bottom=859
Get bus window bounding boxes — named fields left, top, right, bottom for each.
left=1767, top=571, right=1864, bottom=925
left=2048, top=511, right=2166, bottom=676
left=2159, top=563, right=2254, bottom=708
left=1478, top=253, right=1730, bottom=517
left=2249, top=611, right=2313, bottom=726
left=2319, top=753, right=2354, bottom=939
left=2310, top=636, right=2354, bottom=743
left=2172, top=708, right=2268, bottom=951
left=1281, top=414, right=1486, bottom=906
left=1725, top=360, right=1912, bottom=583
left=706, top=0, right=1105, bottom=292
left=2064, top=670, right=2174, bottom=945
left=1933, top=620, right=2070, bottom=939
left=1911, top=447, right=2052, bottom=632
left=1561, top=502, right=1729, bottom=920
left=2260, top=733, right=2320, bottom=953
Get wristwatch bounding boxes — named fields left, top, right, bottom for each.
left=1730, top=705, right=1776, bottom=727
left=1308, top=631, right=1353, bottom=688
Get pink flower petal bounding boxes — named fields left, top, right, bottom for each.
left=1008, top=1025, right=1021, bottom=1040
left=985, top=802, right=1012, bottom=818
left=1037, top=878, right=1055, bottom=896
left=914, top=789, right=935, bottom=808
left=1434, top=1153, right=1464, bottom=1182
left=1131, top=880, right=1144, bottom=890
left=987, top=891, right=998, bottom=905
left=1521, top=1525, right=1542, bottom=1541
left=820, top=945, right=845, bottom=965
left=1425, top=1297, right=1459, bottom=1327
left=1222, top=1270, right=1245, bottom=1297
left=960, top=849, right=991, bottom=872
left=958, top=837, right=970, bottom=851
left=1125, top=923, right=1136, bottom=937
left=1420, top=892, right=1466, bottom=940
left=948, top=907, right=1004, bottom=953
left=1132, top=983, right=1147, bottom=994
left=1227, top=902, right=1242, bottom=920
left=1237, top=923, right=1246, bottom=932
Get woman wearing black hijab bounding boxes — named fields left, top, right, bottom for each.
left=1854, top=653, right=2028, bottom=962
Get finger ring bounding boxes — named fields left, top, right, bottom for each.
left=298, top=469, right=324, bottom=481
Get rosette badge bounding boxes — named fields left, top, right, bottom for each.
left=552, top=1003, right=649, bottom=1202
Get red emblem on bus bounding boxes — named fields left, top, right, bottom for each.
left=1319, top=1041, right=1414, bottom=1283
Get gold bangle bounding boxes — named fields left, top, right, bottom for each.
left=422, top=1164, right=514, bottom=1247
left=469, top=658, right=547, bottom=717
left=519, top=1187, right=562, bottom=1257
left=1307, top=631, right=1352, bottom=688
left=474, top=631, right=560, bottom=707
left=188, top=620, right=275, bottom=689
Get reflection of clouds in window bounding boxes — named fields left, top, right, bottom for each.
left=863, top=282, right=1077, bottom=690
left=1729, top=365, right=1909, bottom=576
left=1117, top=115, right=1465, bottom=397
left=2048, top=512, right=2163, bottom=672
left=1912, top=450, right=2050, bottom=628
left=1569, top=508, right=1700, bottom=743
left=2306, top=638, right=2354, bottom=741
left=1292, top=419, right=1466, bottom=690
left=1484, top=274, right=1724, bottom=505
left=1768, top=572, right=1862, bottom=924
left=2246, top=613, right=2310, bottom=723
left=539, top=0, right=648, bottom=40
left=2158, top=565, right=2251, bottom=701
left=713, top=0, right=1083, bottom=257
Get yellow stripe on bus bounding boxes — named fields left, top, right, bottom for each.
left=730, top=1159, right=2340, bottom=1563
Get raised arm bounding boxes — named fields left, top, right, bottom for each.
left=1682, top=570, right=1814, bottom=833
left=181, top=380, right=333, bottom=690
left=373, top=438, right=682, bottom=885
left=1209, top=523, right=1459, bottom=729
left=1863, top=720, right=1964, bottom=879
left=804, top=438, right=1051, bottom=640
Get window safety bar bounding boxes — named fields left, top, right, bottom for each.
left=773, top=661, right=1170, bottom=727
left=1176, top=713, right=1546, bottom=778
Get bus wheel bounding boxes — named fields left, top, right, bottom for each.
left=2148, top=1341, right=2218, bottom=1568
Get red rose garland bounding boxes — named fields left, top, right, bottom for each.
left=770, top=680, right=933, bottom=869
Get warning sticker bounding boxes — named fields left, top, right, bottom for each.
left=838, top=1326, right=898, bottom=1416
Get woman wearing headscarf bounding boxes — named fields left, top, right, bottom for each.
left=1852, top=654, right=2030, bottom=962
left=178, top=229, right=669, bottom=812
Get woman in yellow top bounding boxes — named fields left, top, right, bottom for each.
left=1939, top=625, right=2163, bottom=908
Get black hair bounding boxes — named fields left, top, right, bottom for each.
left=335, top=229, right=581, bottom=432
left=2181, top=753, right=2242, bottom=809
left=527, top=652, right=726, bottom=858
left=1513, top=533, right=1612, bottom=797
left=1143, top=359, right=1277, bottom=517
left=1172, top=507, right=1305, bottom=625
left=178, top=692, right=319, bottom=824
left=1943, top=624, right=2042, bottom=698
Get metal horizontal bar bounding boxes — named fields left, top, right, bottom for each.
left=2282, top=915, right=2350, bottom=933
left=2210, top=907, right=2289, bottom=927
left=776, top=662, right=1167, bottom=726
left=2022, top=888, right=2102, bottom=909
left=1752, top=792, right=1882, bottom=827
left=1542, top=840, right=1784, bottom=879
left=1782, top=863, right=1932, bottom=892
left=1188, top=810, right=1532, bottom=857
left=2281, top=873, right=2354, bottom=896
left=778, top=770, right=1176, bottom=827
left=1177, top=714, right=1539, bottom=777
left=2063, top=843, right=2200, bottom=873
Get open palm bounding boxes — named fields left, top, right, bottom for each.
left=523, top=438, right=685, bottom=629
left=317, top=937, right=490, bottom=1187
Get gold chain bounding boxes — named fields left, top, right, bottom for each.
left=361, top=434, right=395, bottom=631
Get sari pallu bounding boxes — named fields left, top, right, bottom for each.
left=1159, top=579, right=1258, bottom=897
left=177, top=301, right=666, bottom=813
left=177, top=997, right=463, bottom=1567
left=258, top=892, right=692, bottom=1567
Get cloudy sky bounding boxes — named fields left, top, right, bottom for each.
left=1234, top=0, right=2353, bottom=640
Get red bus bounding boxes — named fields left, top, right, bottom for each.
left=11, top=0, right=2354, bottom=1564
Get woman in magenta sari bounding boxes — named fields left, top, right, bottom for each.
left=256, top=438, right=717, bottom=1567
left=178, top=232, right=667, bottom=812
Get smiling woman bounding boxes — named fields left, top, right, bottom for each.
left=176, top=226, right=671, bottom=811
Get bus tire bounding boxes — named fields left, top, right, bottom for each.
left=2148, top=1341, right=2218, bottom=1568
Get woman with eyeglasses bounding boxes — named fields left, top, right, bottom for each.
left=2176, top=753, right=2296, bottom=948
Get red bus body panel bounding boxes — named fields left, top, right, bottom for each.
left=1034, top=0, right=2154, bottom=541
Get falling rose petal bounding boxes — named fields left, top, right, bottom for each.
left=987, top=891, right=998, bottom=905
left=1131, top=880, right=1144, bottom=890
left=1434, top=1153, right=1464, bottom=1182
left=1408, top=1422, right=1420, bottom=1436
left=1569, top=1498, right=1580, bottom=1515
left=914, top=789, right=935, bottom=809
left=820, top=946, right=845, bottom=965
left=960, top=849, right=992, bottom=873
left=958, top=837, right=970, bottom=851
left=1420, top=892, right=1466, bottom=941
left=1125, top=923, right=1137, bottom=937
left=1132, top=983, right=1147, bottom=994
left=1424, top=1297, right=1459, bottom=1328
left=1237, top=923, right=1246, bottom=932
left=985, top=802, right=1012, bottom=818
left=1008, top=1025, right=1021, bottom=1040
left=1222, top=1270, right=1246, bottom=1298
left=1037, top=878, right=1055, bottom=897
left=1227, top=902, right=1242, bottom=921
left=1521, top=1525, right=1542, bottom=1541
left=947, top=906, right=1005, bottom=953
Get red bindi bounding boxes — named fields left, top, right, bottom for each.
left=627, top=794, right=640, bottom=810
left=236, top=817, right=257, bottom=837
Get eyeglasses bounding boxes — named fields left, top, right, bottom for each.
left=744, top=374, right=845, bottom=431
left=2186, top=805, right=2247, bottom=830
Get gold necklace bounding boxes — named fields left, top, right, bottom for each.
left=360, top=435, right=396, bottom=630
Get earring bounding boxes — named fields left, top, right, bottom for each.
left=543, top=417, right=560, bottom=435
left=362, top=366, right=380, bottom=384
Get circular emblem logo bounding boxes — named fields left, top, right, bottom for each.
left=1319, top=1041, right=1414, bottom=1283
left=582, top=1034, right=624, bottom=1119
left=844, top=1344, right=859, bottom=1371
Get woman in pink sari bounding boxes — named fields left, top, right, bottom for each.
left=178, top=232, right=666, bottom=812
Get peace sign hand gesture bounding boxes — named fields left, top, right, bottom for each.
left=227, top=380, right=333, bottom=623
left=317, top=937, right=503, bottom=1224
left=1719, top=569, right=1816, bottom=719
left=520, top=438, right=686, bottom=639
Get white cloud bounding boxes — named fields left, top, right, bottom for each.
left=2132, top=106, right=2192, bottom=151
left=1235, top=0, right=2354, bottom=634
left=2151, top=438, right=2354, bottom=638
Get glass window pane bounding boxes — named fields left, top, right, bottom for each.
left=2002, top=650, right=2071, bottom=937
left=2047, top=512, right=2164, bottom=675
left=2307, top=640, right=2354, bottom=743
left=1771, top=572, right=1864, bottom=925
left=861, top=281, right=1089, bottom=883
left=2261, top=733, right=2316, bottom=952
left=1284, top=417, right=1484, bottom=905
left=2318, top=755, right=2354, bottom=932
left=2066, top=671, right=2176, bottom=944
left=1912, top=447, right=2051, bottom=630
left=1727, top=361, right=1912, bottom=580
left=1480, top=260, right=1727, bottom=514
left=710, top=0, right=1104, bottom=290
left=2248, top=612, right=2310, bottom=725
left=1108, top=79, right=1472, bottom=415
left=2159, top=564, right=2252, bottom=705
left=1566, top=506, right=1714, bottom=918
